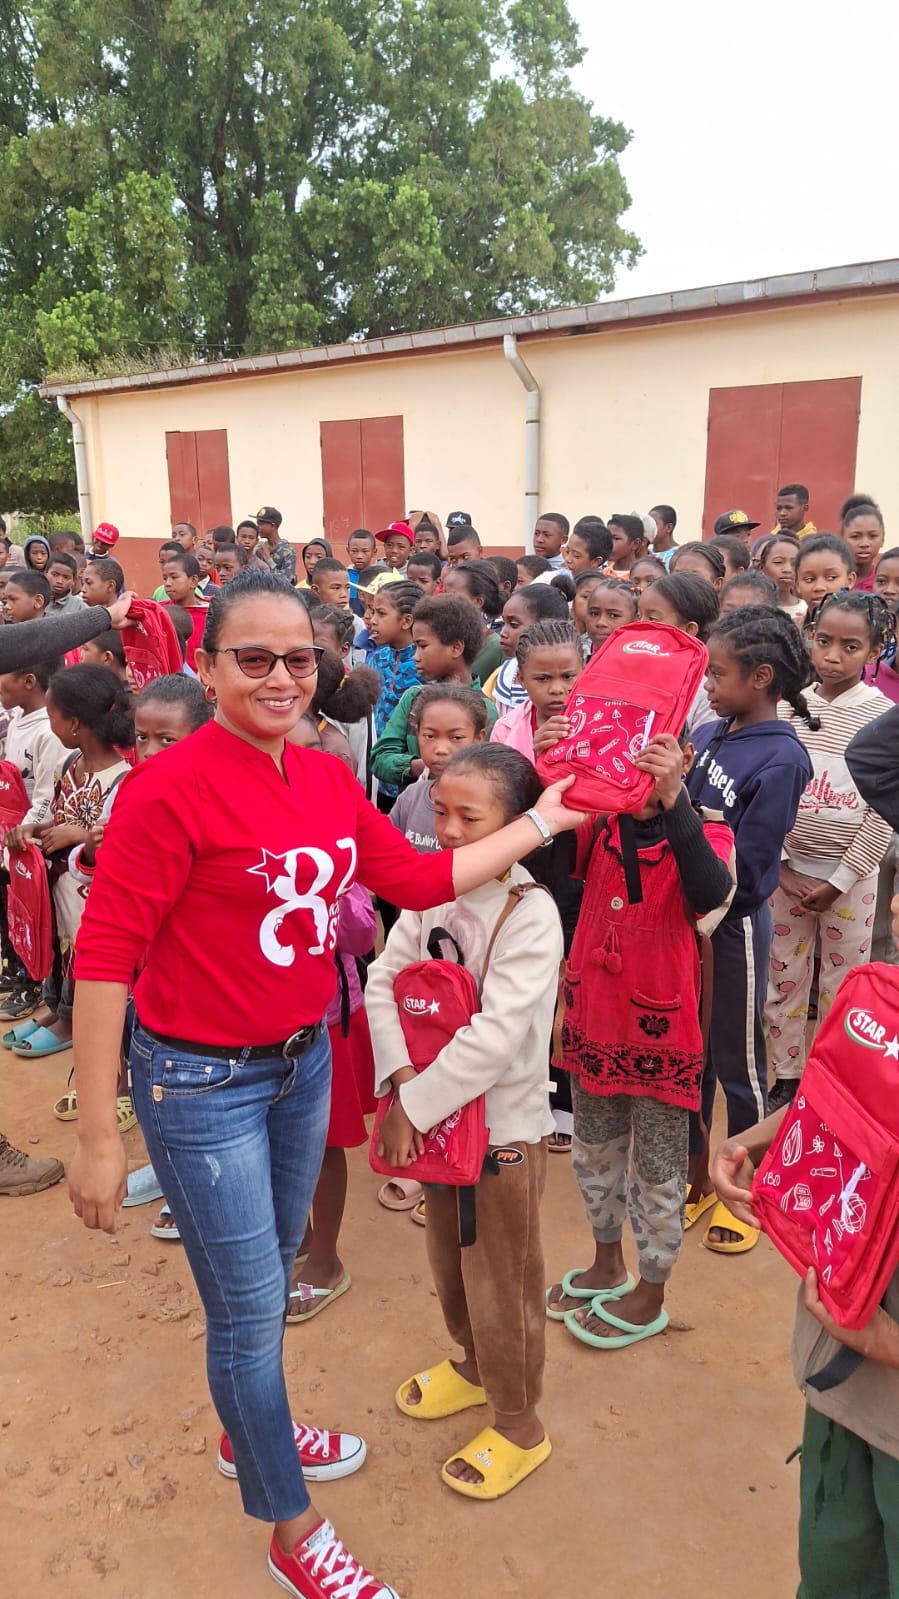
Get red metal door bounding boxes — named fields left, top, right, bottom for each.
left=777, top=379, right=861, bottom=534
left=320, top=420, right=363, bottom=549
left=702, top=385, right=781, bottom=538
left=361, top=416, right=405, bottom=531
left=166, top=431, right=201, bottom=527
left=320, top=416, right=405, bottom=544
left=166, top=429, right=232, bottom=533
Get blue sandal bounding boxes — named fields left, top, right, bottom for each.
left=12, top=1025, right=72, bottom=1058
left=2, top=1017, right=40, bottom=1049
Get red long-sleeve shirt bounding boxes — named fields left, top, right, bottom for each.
left=74, top=721, right=454, bottom=1044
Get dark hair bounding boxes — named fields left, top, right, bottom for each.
left=173, top=521, right=198, bottom=539
left=374, top=580, right=425, bottom=618
left=482, top=555, right=518, bottom=592
left=49, top=530, right=82, bottom=551
left=841, top=501, right=884, bottom=532
left=448, top=560, right=501, bottom=618
left=406, top=551, right=443, bottom=581
left=650, top=504, right=677, bottom=530
left=814, top=591, right=896, bottom=661
left=303, top=539, right=332, bottom=562
left=357, top=564, right=384, bottom=587
left=412, top=594, right=484, bottom=666
left=516, top=618, right=582, bottom=672
left=778, top=484, right=810, bottom=505
left=839, top=492, right=879, bottom=524
left=438, top=743, right=543, bottom=821
left=348, top=527, right=376, bottom=547
left=587, top=577, right=639, bottom=615
left=515, top=555, right=552, bottom=581
left=671, top=541, right=726, bottom=583
left=89, top=556, right=125, bottom=593
left=21, top=656, right=62, bottom=691
left=721, top=570, right=778, bottom=606
left=796, top=534, right=856, bottom=575
left=164, top=550, right=201, bottom=580
left=447, top=525, right=482, bottom=550
left=709, top=606, right=820, bottom=727
left=711, top=533, right=752, bottom=572
left=647, top=572, right=720, bottom=641
left=549, top=570, right=576, bottom=603
left=163, top=605, right=193, bottom=659
left=411, top=682, right=489, bottom=736
left=509, top=582, right=570, bottom=623
left=7, top=570, right=51, bottom=606
left=574, top=568, right=607, bottom=591
left=629, top=555, right=667, bottom=582
left=47, top=663, right=135, bottom=746
left=86, top=628, right=126, bottom=665
left=136, top=673, right=213, bottom=731
left=48, top=551, right=77, bottom=577
left=758, top=532, right=801, bottom=568
left=159, top=539, right=183, bottom=557
left=608, top=513, right=645, bottom=544
left=537, top=512, right=570, bottom=537
left=236, top=519, right=259, bottom=537
left=202, top=566, right=311, bottom=653
left=569, top=517, right=613, bottom=563
left=310, top=557, right=348, bottom=582
left=211, top=525, right=237, bottom=545
left=217, top=543, right=250, bottom=568
left=313, top=649, right=381, bottom=721
left=876, top=546, right=899, bottom=571
left=312, top=605, right=356, bottom=652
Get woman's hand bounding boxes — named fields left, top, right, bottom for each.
left=376, top=1098, right=424, bottom=1168
left=535, top=773, right=590, bottom=834
left=709, top=1136, right=759, bottom=1229
left=106, top=591, right=138, bottom=629
left=634, top=734, right=684, bottom=810
left=68, top=1134, right=128, bottom=1234
left=533, top=714, right=569, bottom=758
left=803, top=1269, right=899, bottom=1369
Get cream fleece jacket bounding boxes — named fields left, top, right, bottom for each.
left=366, top=863, right=562, bottom=1145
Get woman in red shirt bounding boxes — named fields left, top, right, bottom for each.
left=69, top=568, right=582, bottom=1599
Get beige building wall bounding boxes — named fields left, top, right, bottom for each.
left=71, top=293, right=899, bottom=551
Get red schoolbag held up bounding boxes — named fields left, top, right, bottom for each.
left=0, top=760, right=30, bottom=848
left=752, top=963, right=899, bottom=1329
left=536, top=621, right=708, bottom=814
left=369, top=887, right=534, bottom=1188
left=6, top=843, right=54, bottom=980
left=121, top=599, right=184, bottom=690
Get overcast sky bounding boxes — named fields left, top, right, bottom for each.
left=569, top=0, right=899, bottom=298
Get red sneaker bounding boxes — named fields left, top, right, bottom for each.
left=218, top=1422, right=366, bottom=1484
left=268, top=1519, right=399, bottom=1599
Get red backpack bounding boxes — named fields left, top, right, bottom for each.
left=369, top=887, right=536, bottom=1192
left=536, top=621, right=708, bottom=814
left=752, top=963, right=899, bottom=1330
left=6, top=843, right=54, bottom=980
left=121, top=599, right=184, bottom=690
left=0, top=760, right=30, bottom=848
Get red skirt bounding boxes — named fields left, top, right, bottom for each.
left=326, top=1008, right=376, bottom=1149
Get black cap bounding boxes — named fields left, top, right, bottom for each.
left=713, top=509, right=760, bottom=537
left=255, top=505, right=282, bottom=528
left=445, top=511, right=472, bottom=528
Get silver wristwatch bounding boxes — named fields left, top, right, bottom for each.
left=524, top=807, right=554, bottom=848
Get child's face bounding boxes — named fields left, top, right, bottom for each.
left=776, top=493, right=807, bottom=533
left=875, top=556, right=899, bottom=609
left=196, top=544, right=215, bottom=576
left=406, top=562, right=437, bottom=596
left=533, top=519, right=564, bottom=560
left=572, top=576, right=601, bottom=631
left=795, top=551, right=852, bottom=610
left=433, top=769, right=509, bottom=849
left=639, top=590, right=693, bottom=634
left=173, top=523, right=197, bottom=552
left=162, top=561, right=194, bottom=604
left=416, top=702, right=484, bottom=777
left=629, top=560, right=662, bottom=595
left=562, top=533, right=595, bottom=575
left=672, top=550, right=719, bottom=589
left=412, top=620, right=457, bottom=682
left=28, top=543, right=49, bottom=571
left=215, top=550, right=242, bottom=584
left=303, top=545, right=325, bottom=576
left=762, top=541, right=797, bottom=591
left=519, top=644, right=582, bottom=725
left=237, top=525, right=259, bottom=553
left=446, top=536, right=480, bottom=568
left=704, top=637, right=767, bottom=720
left=811, top=605, right=878, bottom=698
left=45, top=693, right=79, bottom=750
left=3, top=582, right=42, bottom=622
left=720, top=585, right=769, bottom=616
left=383, top=533, right=411, bottom=569
left=80, top=639, right=109, bottom=666
left=0, top=670, right=30, bottom=712
left=515, top=562, right=534, bottom=589
left=499, top=595, right=537, bottom=659
left=348, top=536, right=374, bottom=569
left=361, top=596, right=375, bottom=629
left=609, top=525, right=639, bottom=569
left=369, top=594, right=409, bottom=649
left=586, top=586, right=635, bottom=649
left=80, top=566, right=115, bottom=607
left=47, top=561, right=74, bottom=599
left=134, top=700, right=196, bottom=760
left=842, top=515, right=884, bottom=576
left=313, top=569, right=350, bottom=607
left=413, top=528, right=440, bottom=556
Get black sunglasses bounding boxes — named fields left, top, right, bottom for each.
left=214, top=645, right=323, bottom=680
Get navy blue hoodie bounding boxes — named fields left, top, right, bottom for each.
left=687, top=718, right=812, bottom=915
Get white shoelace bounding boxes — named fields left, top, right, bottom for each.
left=294, top=1422, right=332, bottom=1459
left=300, top=1522, right=378, bottom=1598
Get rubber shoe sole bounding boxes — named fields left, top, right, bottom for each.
left=0, top=1158, right=65, bottom=1197
left=218, top=1435, right=366, bottom=1484
left=267, top=1553, right=398, bottom=1599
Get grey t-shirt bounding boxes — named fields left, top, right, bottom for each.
left=389, top=777, right=438, bottom=854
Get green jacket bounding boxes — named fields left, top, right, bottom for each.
left=371, top=682, right=499, bottom=788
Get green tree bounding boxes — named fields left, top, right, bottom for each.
left=0, top=0, right=640, bottom=505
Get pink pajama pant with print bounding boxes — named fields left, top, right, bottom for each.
left=765, top=873, right=878, bottom=1081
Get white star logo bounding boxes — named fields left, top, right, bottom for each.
left=428, top=1000, right=440, bottom=1015
left=248, top=849, right=291, bottom=894
left=884, top=1034, right=899, bottom=1061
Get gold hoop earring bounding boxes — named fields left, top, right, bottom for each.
left=204, top=684, right=216, bottom=704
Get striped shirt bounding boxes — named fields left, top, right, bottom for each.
left=778, top=682, right=893, bottom=891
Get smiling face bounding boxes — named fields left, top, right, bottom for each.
left=842, top=514, right=884, bottom=578
left=416, top=700, right=484, bottom=777
left=795, top=550, right=853, bottom=610
left=811, top=604, right=878, bottom=699
left=499, top=595, right=538, bottom=659
left=195, top=594, right=317, bottom=754
left=585, top=585, right=636, bottom=649
left=433, top=769, right=509, bottom=849
left=383, top=533, right=411, bottom=569
left=518, top=643, right=582, bottom=725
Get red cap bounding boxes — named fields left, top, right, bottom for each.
left=92, top=522, right=120, bottom=548
left=375, top=521, right=415, bottom=546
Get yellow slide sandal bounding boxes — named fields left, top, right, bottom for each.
left=395, top=1359, right=486, bottom=1420
left=701, top=1200, right=759, bottom=1254
left=683, top=1187, right=718, bottom=1230
left=441, top=1427, right=552, bottom=1500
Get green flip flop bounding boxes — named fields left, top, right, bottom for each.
left=546, top=1269, right=636, bottom=1322
left=564, top=1301, right=669, bottom=1349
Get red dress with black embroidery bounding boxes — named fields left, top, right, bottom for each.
left=561, top=816, right=731, bottom=1112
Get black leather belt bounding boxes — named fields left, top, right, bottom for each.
left=141, top=1021, right=323, bottom=1062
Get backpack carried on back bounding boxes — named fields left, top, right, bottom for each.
left=752, top=963, right=899, bottom=1330
left=536, top=621, right=708, bottom=814
left=121, top=599, right=183, bottom=690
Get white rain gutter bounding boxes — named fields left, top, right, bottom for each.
left=503, top=333, right=540, bottom=551
left=56, top=394, right=92, bottom=538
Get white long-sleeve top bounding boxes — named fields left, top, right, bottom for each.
left=365, top=864, right=562, bottom=1146
left=4, top=707, right=67, bottom=829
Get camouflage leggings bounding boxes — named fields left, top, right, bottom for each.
left=571, top=1080, right=689, bottom=1284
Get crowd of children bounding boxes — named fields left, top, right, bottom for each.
left=3, top=485, right=898, bottom=1598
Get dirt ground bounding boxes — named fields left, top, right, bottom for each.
left=1, top=1043, right=803, bottom=1599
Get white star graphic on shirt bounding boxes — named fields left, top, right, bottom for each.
left=884, top=1034, right=899, bottom=1061
left=248, top=849, right=292, bottom=894
left=428, top=1000, right=440, bottom=1015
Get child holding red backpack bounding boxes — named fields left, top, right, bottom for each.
left=366, top=743, right=564, bottom=1502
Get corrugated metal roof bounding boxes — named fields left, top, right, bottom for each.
left=40, top=257, right=899, bottom=400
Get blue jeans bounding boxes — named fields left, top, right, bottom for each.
left=129, top=1020, right=331, bottom=1522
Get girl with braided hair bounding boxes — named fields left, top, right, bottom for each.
left=765, top=591, right=894, bottom=1110
left=685, top=605, right=814, bottom=1253
left=491, top=620, right=583, bottom=765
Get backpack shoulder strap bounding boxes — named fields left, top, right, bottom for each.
left=477, top=882, right=551, bottom=1001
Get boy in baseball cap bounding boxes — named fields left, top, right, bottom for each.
left=713, top=510, right=761, bottom=542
